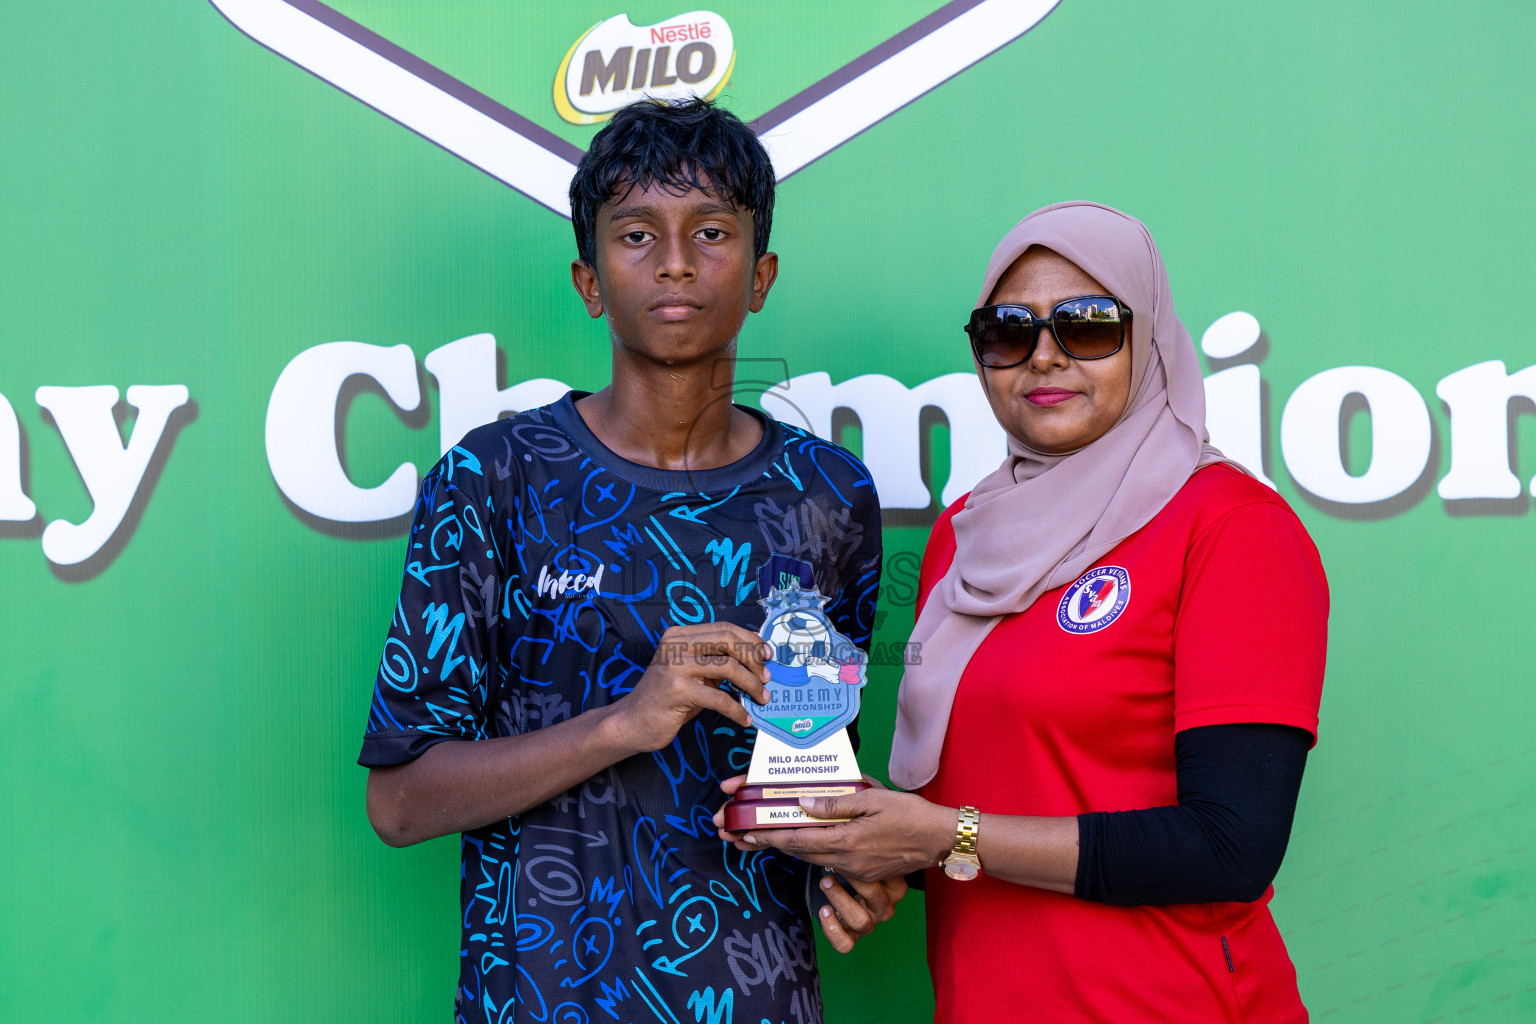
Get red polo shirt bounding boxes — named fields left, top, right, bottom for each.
left=918, top=464, right=1326, bottom=1023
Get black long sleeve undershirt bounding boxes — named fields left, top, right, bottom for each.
left=1073, top=723, right=1311, bottom=905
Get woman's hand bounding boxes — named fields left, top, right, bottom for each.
left=714, top=777, right=954, bottom=882
left=713, top=776, right=916, bottom=951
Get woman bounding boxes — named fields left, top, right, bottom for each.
left=719, top=202, right=1327, bottom=1021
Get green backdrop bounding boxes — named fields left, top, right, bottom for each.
left=3, top=2, right=1533, bottom=1021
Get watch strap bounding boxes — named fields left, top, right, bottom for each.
left=953, top=805, right=980, bottom=857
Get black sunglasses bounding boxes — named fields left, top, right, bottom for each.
left=965, top=296, right=1132, bottom=368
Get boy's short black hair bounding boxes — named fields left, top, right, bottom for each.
left=569, top=97, right=776, bottom=267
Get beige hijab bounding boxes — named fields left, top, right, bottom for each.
left=888, top=201, right=1240, bottom=791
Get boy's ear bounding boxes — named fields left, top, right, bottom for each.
left=571, top=259, right=605, bottom=319
left=749, top=252, right=779, bottom=314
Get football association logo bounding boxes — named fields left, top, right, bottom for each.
left=1057, top=566, right=1131, bottom=634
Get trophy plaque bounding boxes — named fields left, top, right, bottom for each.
left=721, top=580, right=871, bottom=831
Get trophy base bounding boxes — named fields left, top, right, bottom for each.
left=721, top=780, right=872, bottom=831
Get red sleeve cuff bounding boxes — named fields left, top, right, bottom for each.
left=1174, top=702, right=1319, bottom=747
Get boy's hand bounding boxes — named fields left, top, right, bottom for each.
left=612, top=624, right=771, bottom=753
left=815, top=870, right=907, bottom=953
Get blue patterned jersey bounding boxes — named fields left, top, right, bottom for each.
left=359, top=392, right=882, bottom=1024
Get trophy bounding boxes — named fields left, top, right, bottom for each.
left=721, top=579, right=871, bottom=830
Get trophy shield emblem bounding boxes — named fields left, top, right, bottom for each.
left=721, top=580, right=872, bottom=830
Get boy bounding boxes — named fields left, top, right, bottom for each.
left=359, top=99, right=890, bottom=1022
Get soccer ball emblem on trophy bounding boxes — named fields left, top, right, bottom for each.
left=721, top=580, right=872, bottom=830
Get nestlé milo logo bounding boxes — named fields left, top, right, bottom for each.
left=554, top=10, right=734, bottom=124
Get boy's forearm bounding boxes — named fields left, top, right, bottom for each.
left=366, top=703, right=639, bottom=846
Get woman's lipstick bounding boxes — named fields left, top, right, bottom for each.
left=1025, top=387, right=1077, bottom=407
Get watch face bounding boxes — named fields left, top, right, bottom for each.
left=943, top=858, right=980, bottom=881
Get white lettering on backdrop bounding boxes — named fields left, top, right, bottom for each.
left=1435, top=361, right=1536, bottom=500
left=759, top=372, right=1007, bottom=509
left=253, top=319, right=1536, bottom=521
left=32, top=384, right=190, bottom=565
left=1199, top=311, right=1277, bottom=490
left=10, top=313, right=1536, bottom=568
left=0, top=391, right=37, bottom=522
left=264, top=341, right=420, bottom=522
left=1280, top=367, right=1432, bottom=504
left=422, top=333, right=568, bottom=457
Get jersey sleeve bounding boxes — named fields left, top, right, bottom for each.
left=1173, top=500, right=1329, bottom=743
left=358, top=444, right=506, bottom=767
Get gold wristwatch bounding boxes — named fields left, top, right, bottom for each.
left=941, top=805, right=982, bottom=880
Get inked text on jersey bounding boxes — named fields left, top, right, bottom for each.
left=536, top=563, right=605, bottom=598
